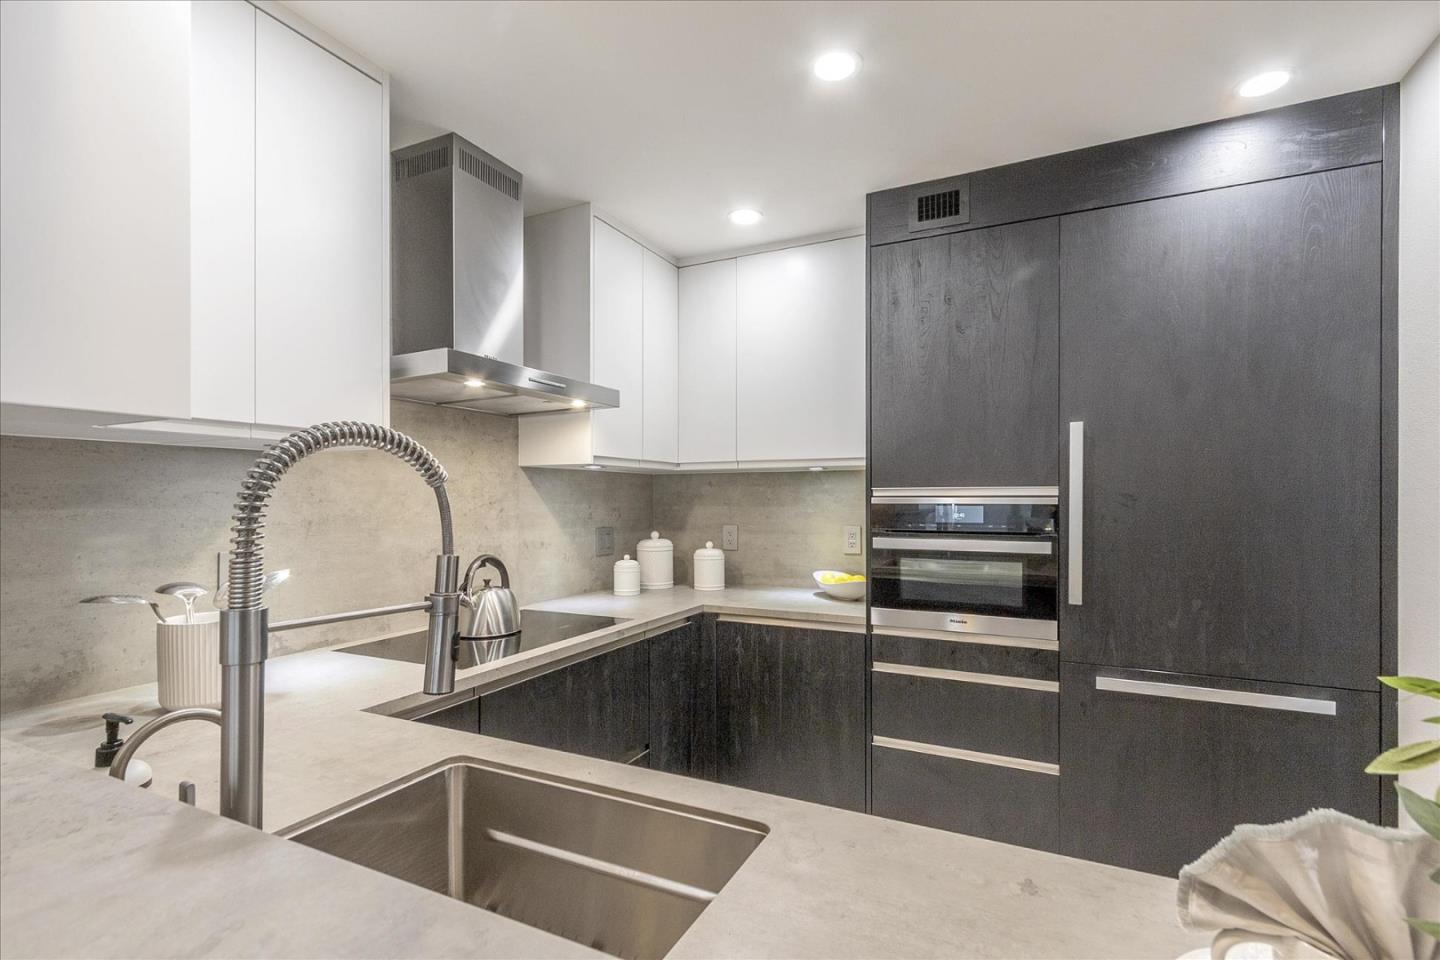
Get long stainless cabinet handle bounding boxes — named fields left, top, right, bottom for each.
left=1068, top=421, right=1083, bottom=605
left=1095, top=676, right=1337, bottom=716
left=870, top=536, right=1053, bottom=555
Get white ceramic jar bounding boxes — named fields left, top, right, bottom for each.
left=693, top=541, right=725, bottom=591
left=155, top=611, right=222, bottom=711
left=613, top=554, right=641, bottom=597
left=637, top=531, right=674, bottom=589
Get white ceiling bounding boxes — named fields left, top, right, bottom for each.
left=284, top=0, right=1438, bottom=261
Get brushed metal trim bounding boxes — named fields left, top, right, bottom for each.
left=871, top=536, right=1053, bottom=555
left=1094, top=676, right=1337, bottom=716
left=715, top=615, right=866, bottom=634
left=870, top=626, right=1059, bottom=651
left=872, top=735, right=1060, bottom=776
left=1067, top=421, right=1084, bottom=605
left=870, top=607, right=1058, bottom=641
left=871, top=496, right=1059, bottom=505
left=873, top=661, right=1059, bottom=693
left=872, top=486, right=1059, bottom=500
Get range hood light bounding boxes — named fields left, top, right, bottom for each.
left=463, top=378, right=485, bottom=388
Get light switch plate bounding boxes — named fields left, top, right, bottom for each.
left=595, top=526, right=615, bottom=557
left=721, top=524, right=739, bottom=551
left=844, top=525, right=862, bottom=555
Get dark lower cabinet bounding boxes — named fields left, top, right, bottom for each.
left=480, top=641, right=649, bottom=764
left=714, top=619, right=866, bottom=811
left=1059, top=662, right=1381, bottom=876
left=648, top=619, right=716, bottom=779
left=872, top=744, right=1058, bottom=853
left=872, top=670, right=1057, bottom=762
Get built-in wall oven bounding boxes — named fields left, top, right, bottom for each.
left=869, top=488, right=1058, bottom=642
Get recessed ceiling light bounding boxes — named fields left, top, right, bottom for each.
left=808, top=465, right=825, bottom=472
left=463, top=378, right=485, bottom=388
left=813, top=50, right=861, bottom=82
left=570, top=398, right=587, bottom=409
left=584, top=464, right=604, bottom=471
left=1238, top=70, right=1290, bottom=98
left=728, top=208, right=763, bottom=226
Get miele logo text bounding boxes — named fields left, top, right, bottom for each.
left=947, top=616, right=969, bottom=625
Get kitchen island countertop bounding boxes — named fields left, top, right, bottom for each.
left=1, top=585, right=1206, bottom=959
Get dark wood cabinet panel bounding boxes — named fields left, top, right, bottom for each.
left=1058, top=165, right=1383, bottom=689
left=714, top=620, right=866, bottom=811
left=480, top=642, right=649, bottom=763
left=872, top=745, right=1058, bottom=852
left=872, top=632, right=1058, bottom=681
left=414, top=697, right=479, bottom=734
left=1059, top=663, right=1380, bottom=876
left=870, top=217, right=1059, bottom=488
left=872, top=671, right=1057, bottom=762
left=868, top=88, right=1384, bottom=245
left=648, top=619, right=716, bottom=779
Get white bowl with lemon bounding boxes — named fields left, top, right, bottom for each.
left=813, top=570, right=866, bottom=601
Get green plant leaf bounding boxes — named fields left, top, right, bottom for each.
left=1407, top=917, right=1440, bottom=939
left=1366, top=740, right=1440, bottom=774
left=1424, top=715, right=1440, bottom=724
left=1379, top=676, right=1440, bottom=699
left=1397, top=785, right=1440, bottom=841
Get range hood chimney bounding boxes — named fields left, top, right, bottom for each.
left=389, top=133, right=618, bottom=415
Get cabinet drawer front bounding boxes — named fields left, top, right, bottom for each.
left=1059, top=663, right=1381, bottom=876
left=872, top=667, right=1057, bottom=762
left=873, top=631, right=1058, bottom=681
left=872, top=740, right=1058, bottom=852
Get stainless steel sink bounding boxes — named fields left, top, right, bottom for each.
left=279, top=758, right=767, bottom=958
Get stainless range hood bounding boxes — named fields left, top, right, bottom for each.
left=389, top=134, right=618, bottom=415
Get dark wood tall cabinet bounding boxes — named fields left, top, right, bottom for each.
left=869, top=218, right=1059, bottom=488
left=867, top=86, right=1398, bottom=875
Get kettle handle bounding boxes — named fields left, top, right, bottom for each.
left=462, top=553, right=510, bottom=594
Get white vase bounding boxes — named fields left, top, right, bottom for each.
left=155, top=611, right=222, bottom=711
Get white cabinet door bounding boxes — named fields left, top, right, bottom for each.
left=190, top=0, right=255, bottom=425
left=736, top=237, right=865, bottom=462
left=677, top=259, right=738, bottom=464
left=0, top=0, right=191, bottom=421
left=590, top=218, right=644, bottom=459
left=254, top=11, right=384, bottom=428
left=642, top=249, right=678, bottom=463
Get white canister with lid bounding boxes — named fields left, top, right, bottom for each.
left=613, top=554, right=641, bottom=597
left=637, top=531, right=674, bottom=589
left=693, top=541, right=725, bottom=591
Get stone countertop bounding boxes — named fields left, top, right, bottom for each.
left=0, top=585, right=1204, bottom=959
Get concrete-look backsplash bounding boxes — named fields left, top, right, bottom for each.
left=0, top=404, right=863, bottom=712
left=0, top=401, right=651, bottom=712
left=653, top=471, right=865, bottom=588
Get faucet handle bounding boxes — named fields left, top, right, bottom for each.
left=178, top=781, right=197, bottom=806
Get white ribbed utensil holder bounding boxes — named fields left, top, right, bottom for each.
left=156, top=611, right=221, bottom=711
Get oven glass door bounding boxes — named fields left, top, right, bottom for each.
left=869, top=537, right=1057, bottom=621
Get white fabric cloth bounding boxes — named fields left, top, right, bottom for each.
left=1177, top=808, right=1440, bottom=960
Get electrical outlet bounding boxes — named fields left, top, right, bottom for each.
left=721, top=524, right=739, bottom=551
left=595, top=526, right=615, bottom=557
left=844, top=525, right=862, bottom=555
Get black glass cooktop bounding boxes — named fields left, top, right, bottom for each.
left=338, top=610, right=623, bottom=669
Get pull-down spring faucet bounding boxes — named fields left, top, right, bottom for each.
left=212, top=421, right=462, bottom=828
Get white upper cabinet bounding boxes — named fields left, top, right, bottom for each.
left=190, top=0, right=256, bottom=425
left=254, top=10, right=385, bottom=428
left=0, top=0, right=192, bottom=431
left=0, top=2, right=387, bottom=446
left=590, top=219, right=646, bottom=460
left=642, top=249, right=679, bottom=464
left=677, top=259, right=738, bottom=465
left=735, top=237, right=866, bottom=464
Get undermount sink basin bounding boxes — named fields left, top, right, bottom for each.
left=278, top=758, right=768, bottom=959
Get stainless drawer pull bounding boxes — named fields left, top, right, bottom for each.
left=872, top=735, right=1060, bottom=776
left=1068, top=420, right=1083, bottom=605
left=1095, top=676, right=1336, bottom=716
left=873, top=661, right=1058, bottom=693
left=870, top=536, right=1053, bottom=555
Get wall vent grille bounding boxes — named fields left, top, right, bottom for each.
left=394, top=145, right=449, bottom=181
left=458, top=147, right=521, bottom=200
left=916, top=189, right=963, bottom=223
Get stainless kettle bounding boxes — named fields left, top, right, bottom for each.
left=459, top=554, right=519, bottom=640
